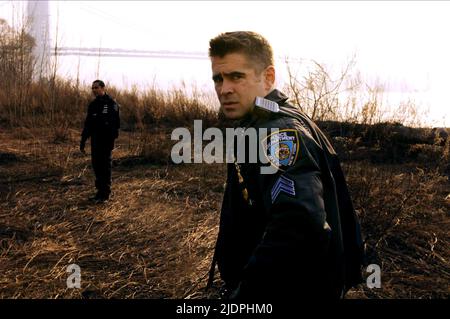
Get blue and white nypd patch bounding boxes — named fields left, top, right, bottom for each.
left=263, top=129, right=300, bottom=171
left=271, top=175, right=296, bottom=203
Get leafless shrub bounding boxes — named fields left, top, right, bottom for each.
left=284, top=57, right=426, bottom=127
left=0, top=18, right=35, bottom=126
left=285, top=56, right=357, bottom=122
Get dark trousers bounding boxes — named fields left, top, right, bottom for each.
left=91, top=139, right=114, bottom=197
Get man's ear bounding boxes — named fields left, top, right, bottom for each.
left=264, top=66, right=275, bottom=91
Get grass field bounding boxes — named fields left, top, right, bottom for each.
left=0, top=124, right=448, bottom=299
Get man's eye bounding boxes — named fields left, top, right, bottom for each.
left=231, top=74, right=243, bottom=80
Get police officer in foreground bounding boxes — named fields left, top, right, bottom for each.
left=80, top=80, right=120, bottom=202
left=206, top=31, right=365, bottom=299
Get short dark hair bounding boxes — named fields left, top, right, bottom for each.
left=92, top=80, right=105, bottom=88
left=209, top=31, right=274, bottom=73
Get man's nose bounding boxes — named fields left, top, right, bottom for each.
left=220, top=79, right=234, bottom=96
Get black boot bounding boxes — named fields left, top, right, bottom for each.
left=88, top=191, right=108, bottom=202
left=96, top=190, right=110, bottom=202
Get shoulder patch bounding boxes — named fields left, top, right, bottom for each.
left=255, top=97, right=279, bottom=113
left=271, top=175, right=296, bottom=203
left=262, top=129, right=300, bottom=171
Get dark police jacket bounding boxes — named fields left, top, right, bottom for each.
left=81, top=93, right=120, bottom=147
left=212, top=89, right=364, bottom=299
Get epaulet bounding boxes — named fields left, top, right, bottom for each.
left=255, top=97, right=279, bottom=113
left=255, top=97, right=312, bottom=137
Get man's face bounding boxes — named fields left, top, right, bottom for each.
left=211, top=53, right=274, bottom=120
left=91, top=83, right=105, bottom=97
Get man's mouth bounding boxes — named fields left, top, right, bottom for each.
left=222, top=101, right=239, bottom=108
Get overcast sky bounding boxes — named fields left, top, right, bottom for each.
left=1, top=1, right=449, bottom=126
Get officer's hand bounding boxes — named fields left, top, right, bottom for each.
left=80, top=141, right=86, bottom=154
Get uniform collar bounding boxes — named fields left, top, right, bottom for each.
left=264, top=89, right=289, bottom=105
left=237, top=89, right=289, bottom=127
left=96, top=93, right=109, bottom=100
left=238, top=111, right=259, bottom=128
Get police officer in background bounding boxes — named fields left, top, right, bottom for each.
left=80, top=80, right=120, bottom=202
left=206, top=32, right=365, bottom=299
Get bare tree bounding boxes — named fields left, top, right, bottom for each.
left=0, top=18, right=34, bottom=126
left=283, top=56, right=425, bottom=127
left=284, top=55, right=358, bottom=122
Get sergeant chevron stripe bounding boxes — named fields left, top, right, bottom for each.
left=271, top=175, right=296, bottom=203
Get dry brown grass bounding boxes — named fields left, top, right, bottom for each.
left=0, top=128, right=225, bottom=298
left=344, top=162, right=449, bottom=298
left=1, top=125, right=449, bottom=299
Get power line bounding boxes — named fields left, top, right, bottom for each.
left=53, top=52, right=208, bottom=60
left=52, top=47, right=304, bottom=64
left=53, top=47, right=208, bottom=59
left=57, top=46, right=206, bottom=56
